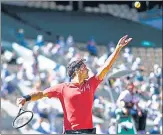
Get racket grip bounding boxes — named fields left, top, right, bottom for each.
left=18, top=104, right=23, bottom=109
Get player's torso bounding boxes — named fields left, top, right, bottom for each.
left=62, top=82, right=94, bottom=113
left=60, top=82, right=94, bottom=129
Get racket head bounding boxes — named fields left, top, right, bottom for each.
left=12, top=110, right=33, bottom=129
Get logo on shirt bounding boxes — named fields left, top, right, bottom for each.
left=81, top=83, right=90, bottom=92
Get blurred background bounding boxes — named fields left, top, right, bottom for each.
left=1, top=1, right=162, bottom=134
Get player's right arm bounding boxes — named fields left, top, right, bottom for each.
left=16, top=84, right=63, bottom=107
left=16, top=91, right=47, bottom=107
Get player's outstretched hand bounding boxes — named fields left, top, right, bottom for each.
left=117, top=35, right=132, bottom=48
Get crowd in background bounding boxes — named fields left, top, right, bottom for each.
left=1, top=30, right=162, bottom=134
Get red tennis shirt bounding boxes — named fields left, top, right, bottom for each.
left=43, top=75, right=102, bottom=131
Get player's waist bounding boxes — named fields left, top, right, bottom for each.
left=64, top=121, right=93, bottom=131
left=64, top=128, right=96, bottom=134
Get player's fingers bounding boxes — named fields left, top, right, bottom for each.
left=16, top=100, right=20, bottom=107
left=127, top=38, right=132, bottom=43
left=16, top=99, right=21, bottom=106
left=18, top=104, right=23, bottom=109
left=121, top=35, right=128, bottom=42
left=16, top=98, right=24, bottom=106
left=124, top=38, right=132, bottom=45
left=118, top=35, right=128, bottom=45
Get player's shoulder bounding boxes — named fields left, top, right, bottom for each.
left=54, top=82, right=66, bottom=86
left=87, top=75, right=98, bottom=81
left=51, top=83, right=67, bottom=89
left=63, top=82, right=72, bottom=87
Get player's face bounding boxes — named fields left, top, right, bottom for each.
left=79, top=64, right=89, bottom=79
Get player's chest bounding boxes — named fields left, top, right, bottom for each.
left=64, top=84, right=93, bottom=100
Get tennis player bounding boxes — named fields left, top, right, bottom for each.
left=17, top=35, right=132, bottom=134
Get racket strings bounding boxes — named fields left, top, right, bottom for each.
left=13, top=111, right=33, bottom=128
left=16, top=115, right=30, bottom=125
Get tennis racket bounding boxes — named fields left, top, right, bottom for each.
left=12, top=106, right=33, bottom=129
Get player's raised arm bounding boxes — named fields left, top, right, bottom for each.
left=96, top=35, right=132, bottom=80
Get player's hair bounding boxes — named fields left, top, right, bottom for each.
left=67, top=59, right=86, bottom=79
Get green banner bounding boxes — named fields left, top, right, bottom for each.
left=117, top=116, right=137, bottom=134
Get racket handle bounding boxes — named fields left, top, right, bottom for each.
left=18, top=104, right=23, bottom=109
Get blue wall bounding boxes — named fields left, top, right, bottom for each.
left=2, top=4, right=162, bottom=47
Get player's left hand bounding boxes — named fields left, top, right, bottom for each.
left=117, top=35, right=132, bottom=48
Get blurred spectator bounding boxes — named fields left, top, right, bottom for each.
left=154, top=66, right=162, bottom=87
left=58, top=36, right=65, bottom=48
left=1, top=63, right=17, bottom=98
left=95, top=123, right=106, bottom=134
left=93, top=96, right=105, bottom=118
left=1, top=46, right=5, bottom=55
left=32, top=46, right=39, bottom=76
left=8, top=52, right=17, bottom=64
left=42, top=42, right=53, bottom=56
left=1, top=63, right=10, bottom=80
left=149, top=83, right=160, bottom=96
left=2, top=50, right=17, bottom=64
left=97, top=54, right=108, bottom=67
left=149, top=124, right=160, bottom=134
left=35, top=35, right=44, bottom=47
left=47, top=69, right=59, bottom=86
left=16, top=57, right=32, bottom=84
left=123, top=47, right=134, bottom=64
left=116, top=82, right=147, bottom=132
left=66, top=35, right=74, bottom=47
left=112, top=78, right=123, bottom=93
left=51, top=44, right=61, bottom=55
left=107, top=41, right=115, bottom=57
left=146, top=95, right=161, bottom=120
left=56, top=35, right=60, bottom=44
left=135, top=70, right=144, bottom=82
left=65, top=47, right=76, bottom=60
left=87, top=36, right=98, bottom=56
left=131, top=57, right=142, bottom=70
left=107, top=119, right=116, bottom=134
left=32, top=100, right=52, bottom=134
left=149, top=72, right=157, bottom=84
left=16, top=28, right=28, bottom=47
left=1, top=63, right=10, bottom=98
left=154, top=113, right=162, bottom=129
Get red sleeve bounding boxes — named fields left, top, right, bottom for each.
left=88, top=75, right=103, bottom=93
left=43, top=83, right=63, bottom=98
